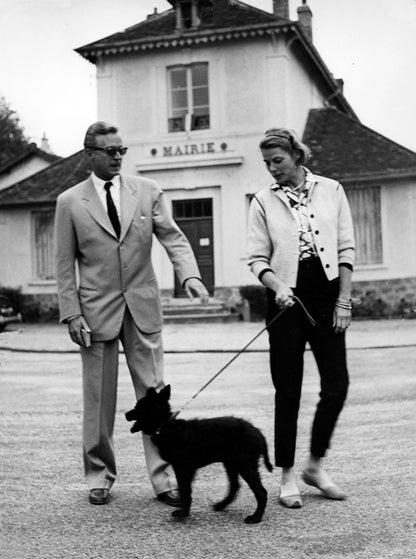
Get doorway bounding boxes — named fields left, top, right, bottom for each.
left=172, top=198, right=214, bottom=296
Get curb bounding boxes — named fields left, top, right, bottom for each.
left=1, top=344, right=415, bottom=354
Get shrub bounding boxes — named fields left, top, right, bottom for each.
left=239, top=285, right=267, bottom=321
left=0, top=285, right=24, bottom=312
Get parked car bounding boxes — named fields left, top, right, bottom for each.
left=0, top=293, right=22, bottom=332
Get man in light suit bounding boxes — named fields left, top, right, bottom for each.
left=55, top=122, right=209, bottom=505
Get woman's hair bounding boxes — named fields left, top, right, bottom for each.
left=84, top=121, right=118, bottom=149
left=259, top=127, right=311, bottom=166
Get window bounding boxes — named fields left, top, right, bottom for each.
left=32, top=210, right=55, bottom=280
left=346, top=185, right=382, bottom=265
left=173, top=198, right=213, bottom=219
left=168, top=63, right=210, bottom=133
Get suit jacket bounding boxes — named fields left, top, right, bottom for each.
left=55, top=174, right=200, bottom=341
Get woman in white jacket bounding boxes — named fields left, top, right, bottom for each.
left=247, top=128, right=355, bottom=509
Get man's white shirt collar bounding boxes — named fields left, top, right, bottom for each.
left=91, top=173, right=121, bottom=216
left=91, top=173, right=121, bottom=190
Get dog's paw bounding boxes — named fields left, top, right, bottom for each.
left=244, top=514, right=262, bottom=524
left=172, top=508, right=189, bottom=519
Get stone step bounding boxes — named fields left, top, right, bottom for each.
left=162, top=298, right=238, bottom=323
left=163, top=312, right=239, bottom=324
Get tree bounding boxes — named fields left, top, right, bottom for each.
left=0, top=96, right=30, bottom=168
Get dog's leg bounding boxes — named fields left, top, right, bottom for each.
left=213, top=462, right=240, bottom=512
left=238, top=464, right=268, bottom=524
left=171, top=466, right=194, bottom=519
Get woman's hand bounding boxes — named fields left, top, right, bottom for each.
left=333, top=306, right=351, bottom=334
left=259, top=270, right=294, bottom=309
left=273, top=281, right=295, bottom=309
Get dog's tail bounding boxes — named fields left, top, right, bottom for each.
left=262, top=438, right=273, bottom=472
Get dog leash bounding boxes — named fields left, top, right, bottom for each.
left=172, top=295, right=315, bottom=419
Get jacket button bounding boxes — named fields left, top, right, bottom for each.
left=325, top=264, right=330, bottom=268
left=320, top=247, right=324, bottom=252
left=310, top=214, right=314, bottom=218
left=315, top=230, right=319, bottom=235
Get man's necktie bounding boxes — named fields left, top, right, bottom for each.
left=104, top=182, right=121, bottom=238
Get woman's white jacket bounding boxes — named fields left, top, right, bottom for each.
left=247, top=172, right=355, bottom=287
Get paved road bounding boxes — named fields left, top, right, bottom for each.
left=1, top=322, right=416, bottom=558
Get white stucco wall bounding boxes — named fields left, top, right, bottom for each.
left=0, top=207, right=56, bottom=294
left=354, top=179, right=416, bottom=282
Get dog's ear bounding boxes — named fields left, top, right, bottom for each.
left=146, top=387, right=157, bottom=398
left=159, top=384, right=171, bottom=401
left=125, top=409, right=135, bottom=422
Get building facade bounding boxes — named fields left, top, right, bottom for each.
left=0, top=0, right=415, bottom=317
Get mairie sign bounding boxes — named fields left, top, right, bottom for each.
left=150, top=142, right=227, bottom=157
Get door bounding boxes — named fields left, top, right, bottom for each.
left=172, top=198, right=214, bottom=296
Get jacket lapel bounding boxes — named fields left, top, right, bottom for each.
left=83, top=177, right=117, bottom=238
left=120, top=176, right=139, bottom=242
left=271, top=187, right=292, bottom=212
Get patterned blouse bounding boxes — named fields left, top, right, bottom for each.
left=273, top=168, right=317, bottom=260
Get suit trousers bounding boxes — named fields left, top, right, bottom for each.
left=80, top=307, right=177, bottom=494
left=266, top=258, right=349, bottom=468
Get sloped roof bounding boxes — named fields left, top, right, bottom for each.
left=76, top=0, right=283, bottom=61
left=0, top=150, right=90, bottom=206
left=303, top=108, right=416, bottom=181
left=0, top=143, right=60, bottom=176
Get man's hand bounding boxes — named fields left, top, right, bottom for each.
left=67, top=315, right=92, bottom=347
left=184, top=277, right=209, bottom=305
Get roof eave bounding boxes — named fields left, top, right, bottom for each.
left=75, top=20, right=292, bottom=62
left=340, top=169, right=416, bottom=183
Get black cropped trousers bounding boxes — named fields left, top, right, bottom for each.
left=266, top=258, right=349, bottom=468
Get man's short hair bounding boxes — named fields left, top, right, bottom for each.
left=84, top=122, right=118, bottom=149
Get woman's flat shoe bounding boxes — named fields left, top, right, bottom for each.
left=302, top=471, right=347, bottom=500
left=279, top=494, right=303, bottom=508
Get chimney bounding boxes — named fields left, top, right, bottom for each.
left=273, top=0, right=289, bottom=19
left=297, top=0, right=313, bottom=42
left=336, top=78, right=344, bottom=94
left=146, top=8, right=158, bottom=20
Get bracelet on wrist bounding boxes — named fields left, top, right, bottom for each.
left=335, top=298, right=352, bottom=310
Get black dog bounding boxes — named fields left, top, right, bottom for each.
left=125, top=385, right=272, bottom=524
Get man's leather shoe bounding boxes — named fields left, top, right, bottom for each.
left=89, top=488, right=110, bottom=505
left=156, top=489, right=182, bottom=507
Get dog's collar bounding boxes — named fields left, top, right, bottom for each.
left=151, top=412, right=179, bottom=437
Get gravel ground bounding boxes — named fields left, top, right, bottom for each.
left=1, top=337, right=416, bottom=558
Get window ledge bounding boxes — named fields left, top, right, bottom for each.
left=28, top=279, right=57, bottom=286
left=136, top=153, right=244, bottom=172
left=354, top=264, right=387, bottom=272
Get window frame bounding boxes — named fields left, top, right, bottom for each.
left=167, top=62, right=210, bottom=133
left=345, top=184, right=383, bottom=266
left=31, top=208, right=56, bottom=281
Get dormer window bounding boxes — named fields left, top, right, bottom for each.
left=168, top=0, right=213, bottom=31
left=167, top=63, right=210, bottom=133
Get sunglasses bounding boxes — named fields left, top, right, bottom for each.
left=90, top=146, right=128, bottom=157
